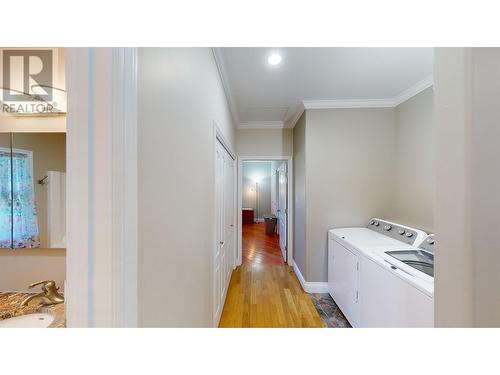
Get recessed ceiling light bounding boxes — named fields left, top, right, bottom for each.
left=267, top=53, right=282, bottom=66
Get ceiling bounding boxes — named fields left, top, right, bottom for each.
left=213, top=47, right=434, bottom=129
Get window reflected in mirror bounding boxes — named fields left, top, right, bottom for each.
left=0, top=133, right=66, bottom=249
left=0, top=133, right=12, bottom=248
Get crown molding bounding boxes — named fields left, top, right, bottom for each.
left=212, top=47, right=240, bottom=128
left=303, top=98, right=395, bottom=109
left=393, top=75, right=434, bottom=106
left=238, top=121, right=285, bottom=130
left=211, top=50, right=433, bottom=131
left=287, top=76, right=434, bottom=128
left=286, top=102, right=305, bottom=128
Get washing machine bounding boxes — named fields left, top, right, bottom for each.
left=327, top=218, right=431, bottom=327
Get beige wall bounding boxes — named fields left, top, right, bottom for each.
left=292, top=90, right=435, bottom=283
left=301, top=108, right=396, bottom=282
left=469, top=48, right=500, bottom=327
left=236, top=128, right=293, bottom=156
left=293, top=113, right=307, bottom=274
left=137, top=48, right=235, bottom=327
left=434, top=47, right=500, bottom=327
left=0, top=249, right=65, bottom=292
left=390, top=88, right=435, bottom=232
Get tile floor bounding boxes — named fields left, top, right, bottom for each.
left=309, top=293, right=351, bottom=328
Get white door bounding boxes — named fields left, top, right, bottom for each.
left=270, top=169, right=277, bottom=215
left=328, top=239, right=360, bottom=327
left=223, top=154, right=235, bottom=284
left=214, top=142, right=224, bottom=322
left=277, top=162, right=287, bottom=262
left=214, top=139, right=235, bottom=326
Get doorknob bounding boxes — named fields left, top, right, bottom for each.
left=219, top=241, right=224, bottom=245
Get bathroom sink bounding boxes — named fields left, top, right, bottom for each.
left=0, top=313, right=54, bottom=328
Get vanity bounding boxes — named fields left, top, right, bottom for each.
left=0, top=292, right=65, bottom=328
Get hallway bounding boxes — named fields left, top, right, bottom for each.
left=242, top=223, right=285, bottom=265
left=219, top=222, right=323, bottom=327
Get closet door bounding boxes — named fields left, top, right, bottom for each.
left=214, top=139, right=235, bottom=326
left=214, top=141, right=224, bottom=322
left=223, top=156, right=235, bottom=283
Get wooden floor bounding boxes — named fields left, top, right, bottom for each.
left=242, top=223, right=285, bottom=265
left=219, top=223, right=324, bottom=328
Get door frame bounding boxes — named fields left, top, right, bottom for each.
left=237, top=155, right=293, bottom=265
left=66, top=48, right=138, bottom=327
left=276, top=161, right=288, bottom=261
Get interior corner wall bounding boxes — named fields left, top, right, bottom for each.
left=137, top=48, right=235, bottom=327
left=390, top=87, right=435, bottom=232
left=303, top=108, right=396, bottom=282
left=292, top=113, right=307, bottom=277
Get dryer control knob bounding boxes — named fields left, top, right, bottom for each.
left=405, top=232, right=413, bottom=238
left=384, top=225, right=392, bottom=231
left=398, top=229, right=405, bottom=235
left=369, top=220, right=375, bottom=225
left=374, top=221, right=380, bottom=227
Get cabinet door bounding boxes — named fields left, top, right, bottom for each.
left=328, top=239, right=360, bottom=327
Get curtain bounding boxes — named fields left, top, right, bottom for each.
left=0, top=150, right=12, bottom=248
left=0, top=149, right=40, bottom=248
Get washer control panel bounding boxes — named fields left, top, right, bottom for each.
left=418, top=234, right=435, bottom=254
left=367, top=218, right=420, bottom=245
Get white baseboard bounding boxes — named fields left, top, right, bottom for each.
left=292, top=260, right=328, bottom=293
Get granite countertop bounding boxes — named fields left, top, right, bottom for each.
left=0, top=292, right=65, bottom=328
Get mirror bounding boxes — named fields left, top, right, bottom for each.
left=0, top=132, right=66, bottom=249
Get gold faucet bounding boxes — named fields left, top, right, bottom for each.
left=19, top=280, right=64, bottom=308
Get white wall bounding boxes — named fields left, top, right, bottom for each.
left=236, top=128, right=293, bottom=156
left=137, top=48, right=235, bottom=327
left=242, top=161, right=272, bottom=219
left=390, top=88, right=435, bottom=232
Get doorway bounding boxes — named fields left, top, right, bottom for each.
left=237, top=156, right=293, bottom=266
